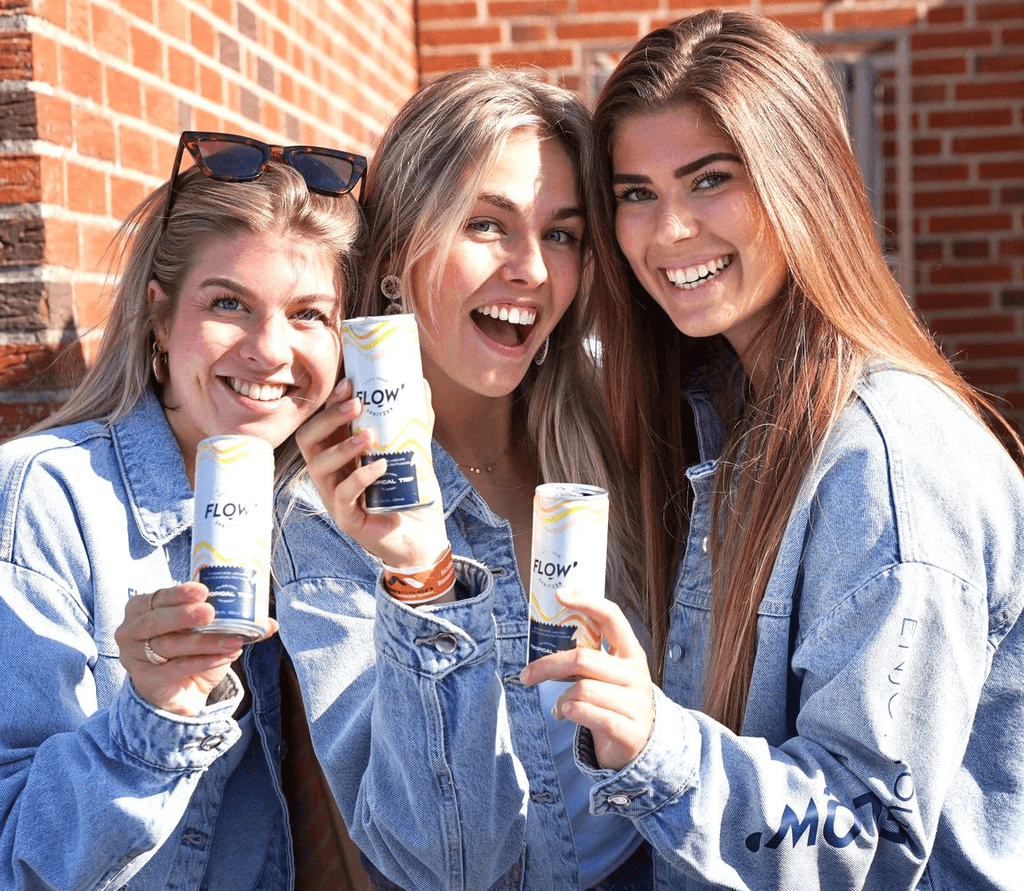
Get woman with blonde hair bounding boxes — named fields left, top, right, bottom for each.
left=521, top=9, right=1024, bottom=890
left=0, top=132, right=364, bottom=889
left=275, top=67, right=648, bottom=890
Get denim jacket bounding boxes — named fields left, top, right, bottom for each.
left=0, top=391, right=292, bottom=891
left=575, top=366, right=1024, bottom=890
left=275, top=440, right=618, bottom=890
left=276, top=367, right=1023, bottom=891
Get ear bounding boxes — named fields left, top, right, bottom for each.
left=147, top=280, right=172, bottom=347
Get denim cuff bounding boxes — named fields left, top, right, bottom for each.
left=107, top=671, right=243, bottom=772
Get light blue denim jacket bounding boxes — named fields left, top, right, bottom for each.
left=575, top=366, right=1023, bottom=890
left=0, top=391, right=292, bottom=891
left=277, top=367, right=1023, bottom=891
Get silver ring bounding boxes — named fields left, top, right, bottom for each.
left=143, top=639, right=168, bottom=665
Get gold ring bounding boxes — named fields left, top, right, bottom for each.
left=143, top=639, right=168, bottom=665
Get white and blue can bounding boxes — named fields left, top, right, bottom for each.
left=190, top=435, right=273, bottom=641
left=341, top=313, right=434, bottom=513
left=527, top=483, right=609, bottom=663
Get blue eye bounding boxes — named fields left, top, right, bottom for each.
left=693, top=170, right=733, bottom=191
left=614, top=185, right=655, bottom=203
left=467, top=219, right=500, bottom=235
left=212, top=295, right=243, bottom=311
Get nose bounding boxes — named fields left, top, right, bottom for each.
left=501, top=235, right=548, bottom=289
left=241, top=312, right=291, bottom=367
left=655, top=197, right=698, bottom=245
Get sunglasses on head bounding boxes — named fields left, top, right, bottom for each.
left=162, top=130, right=367, bottom=226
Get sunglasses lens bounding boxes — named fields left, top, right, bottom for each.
left=288, top=150, right=359, bottom=193
left=195, top=140, right=267, bottom=179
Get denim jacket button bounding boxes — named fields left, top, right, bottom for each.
left=433, top=633, right=458, bottom=654
left=701, top=536, right=709, bottom=554
left=199, top=735, right=224, bottom=750
left=608, top=793, right=631, bottom=808
left=667, top=643, right=683, bottom=662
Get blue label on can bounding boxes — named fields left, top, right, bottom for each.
left=199, top=565, right=257, bottom=621
left=528, top=620, right=577, bottom=662
left=363, top=451, right=421, bottom=511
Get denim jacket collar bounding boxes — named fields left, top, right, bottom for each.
left=112, top=389, right=194, bottom=546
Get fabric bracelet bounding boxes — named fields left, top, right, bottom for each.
left=382, top=545, right=456, bottom=604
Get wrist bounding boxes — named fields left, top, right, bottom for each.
left=382, top=544, right=456, bottom=604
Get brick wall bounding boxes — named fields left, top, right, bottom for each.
left=418, top=0, right=1024, bottom=437
left=0, top=0, right=418, bottom=438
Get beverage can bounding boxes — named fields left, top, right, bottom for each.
left=341, top=313, right=434, bottom=513
left=527, top=483, right=609, bottom=663
left=190, top=435, right=273, bottom=641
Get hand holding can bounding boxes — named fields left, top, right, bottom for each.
left=341, top=314, right=434, bottom=514
left=527, top=483, right=609, bottom=663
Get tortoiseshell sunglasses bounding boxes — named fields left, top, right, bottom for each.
left=162, top=130, right=367, bottom=225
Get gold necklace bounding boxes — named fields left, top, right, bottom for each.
left=457, top=458, right=498, bottom=474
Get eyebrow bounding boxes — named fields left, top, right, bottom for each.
left=478, top=192, right=584, bottom=222
left=612, top=151, right=742, bottom=184
left=198, top=277, right=334, bottom=302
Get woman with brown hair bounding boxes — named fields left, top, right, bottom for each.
left=522, top=10, right=1024, bottom=890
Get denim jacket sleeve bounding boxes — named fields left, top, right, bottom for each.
left=0, top=456, right=244, bottom=891
left=275, top=504, right=529, bottom=891
left=575, top=371, right=1024, bottom=891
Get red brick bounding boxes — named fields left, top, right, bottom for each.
left=952, top=134, right=1024, bottom=153
left=980, top=160, right=1024, bottom=179
left=914, top=163, right=969, bottom=182
left=38, top=155, right=65, bottom=205
left=417, top=3, right=476, bottom=20
left=912, top=84, right=947, bottom=103
left=67, top=0, right=89, bottom=42
left=92, top=6, right=130, bottom=58
left=43, top=217, right=80, bottom=268
left=556, top=20, right=638, bottom=40
left=73, top=280, right=111, bottom=332
left=927, top=5, right=966, bottom=24
left=1000, top=238, right=1024, bottom=256
left=199, top=63, right=225, bottom=103
left=65, top=161, right=107, bottom=216
left=915, top=189, right=991, bottom=210
left=927, top=108, right=1013, bottom=129
left=916, top=290, right=991, bottom=311
left=157, top=0, right=191, bottom=42
left=956, top=79, right=1024, bottom=100
left=105, top=67, right=143, bottom=117
left=0, top=31, right=32, bottom=81
left=143, top=83, right=178, bottom=131
left=929, top=213, right=1013, bottom=233
left=488, top=0, right=571, bottom=14
left=977, top=2, right=1024, bottom=21
left=191, top=13, right=217, bottom=57
left=118, top=125, right=157, bottom=176
left=120, top=0, right=155, bottom=24
left=976, top=52, right=1024, bottom=73
left=30, top=32, right=60, bottom=85
left=132, top=25, right=164, bottom=76
left=929, top=266, right=1015, bottom=288
left=62, top=45, right=103, bottom=102
left=418, top=25, right=502, bottom=47
left=80, top=220, right=120, bottom=277
left=769, top=12, right=826, bottom=33
left=512, top=24, right=550, bottom=43
left=73, top=107, right=117, bottom=162
left=33, top=0, right=67, bottom=29
left=834, top=7, right=919, bottom=30
left=419, top=52, right=480, bottom=74
left=928, top=311, right=1014, bottom=332
left=912, top=30, right=992, bottom=51
left=490, top=48, right=573, bottom=68
left=912, top=56, right=967, bottom=77
left=36, top=94, right=74, bottom=146
left=110, top=174, right=149, bottom=221
left=953, top=339, right=1024, bottom=359
left=0, top=156, right=41, bottom=203
left=168, top=46, right=197, bottom=92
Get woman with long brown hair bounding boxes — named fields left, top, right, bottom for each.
left=522, top=10, right=1024, bottom=890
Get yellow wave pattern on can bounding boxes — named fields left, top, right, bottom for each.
left=535, top=498, right=609, bottom=533
left=342, top=319, right=413, bottom=357
left=192, top=542, right=270, bottom=573
left=364, top=418, right=433, bottom=462
left=196, top=437, right=268, bottom=468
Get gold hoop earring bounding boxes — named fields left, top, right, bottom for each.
left=151, top=340, right=168, bottom=384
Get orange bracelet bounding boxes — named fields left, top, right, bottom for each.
left=383, top=545, right=456, bottom=604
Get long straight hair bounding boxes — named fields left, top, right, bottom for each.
left=26, top=162, right=363, bottom=486
left=591, top=10, right=1022, bottom=728
left=357, top=67, right=645, bottom=619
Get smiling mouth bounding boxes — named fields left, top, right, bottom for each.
left=228, top=378, right=291, bottom=402
left=665, top=255, right=733, bottom=290
left=471, top=303, right=538, bottom=347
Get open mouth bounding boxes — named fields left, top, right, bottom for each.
left=227, top=378, right=291, bottom=402
left=666, top=255, right=733, bottom=290
left=471, top=303, right=538, bottom=348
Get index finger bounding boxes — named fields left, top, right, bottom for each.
left=553, top=589, right=646, bottom=660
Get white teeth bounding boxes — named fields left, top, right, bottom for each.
left=230, top=379, right=288, bottom=401
left=667, top=256, right=731, bottom=289
left=475, top=304, right=537, bottom=326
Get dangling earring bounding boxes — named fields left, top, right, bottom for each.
left=151, top=339, right=168, bottom=384
left=380, top=274, right=403, bottom=315
left=533, top=337, right=549, bottom=367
